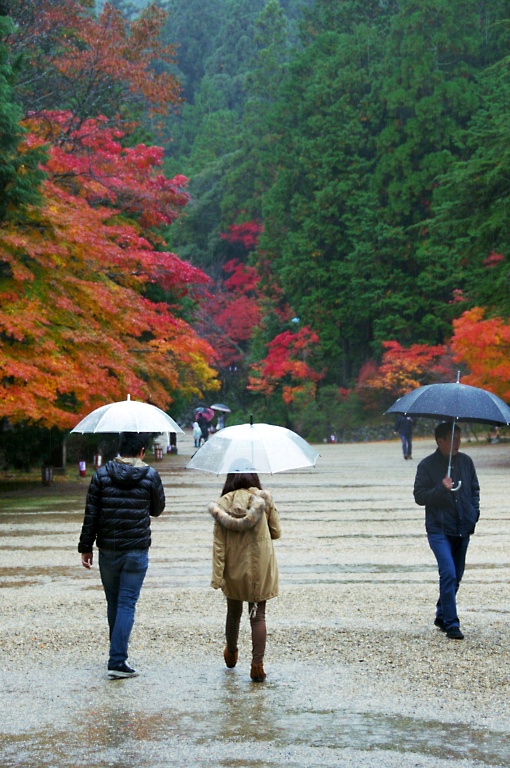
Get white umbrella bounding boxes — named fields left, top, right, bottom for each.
left=70, top=395, right=184, bottom=434
left=186, top=421, right=319, bottom=474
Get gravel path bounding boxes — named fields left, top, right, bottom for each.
left=1, top=430, right=509, bottom=767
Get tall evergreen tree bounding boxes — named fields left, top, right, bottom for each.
left=256, top=0, right=496, bottom=385
left=372, top=0, right=504, bottom=344
left=163, top=0, right=226, bottom=103
left=0, top=15, right=45, bottom=222
left=256, top=6, right=393, bottom=383
left=429, top=10, right=510, bottom=317
left=220, top=0, right=291, bottom=222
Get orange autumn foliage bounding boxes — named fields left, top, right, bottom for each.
left=10, top=0, right=180, bottom=126
left=0, top=119, right=218, bottom=428
left=451, top=307, right=510, bottom=401
left=357, top=340, right=455, bottom=409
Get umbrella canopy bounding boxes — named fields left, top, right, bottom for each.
left=195, top=406, right=215, bottom=422
left=210, top=403, right=231, bottom=413
left=385, top=377, right=510, bottom=490
left=71, top=395, right=184, bottom=434
left=385, top=382, right=510, bottom=425
left=186, top=422, right=320, bottom=475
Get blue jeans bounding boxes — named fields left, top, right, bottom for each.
left=427, top=533, right=470, bottom=630
left=399, top=433, right=412, bottom=458
left=99, top=549, right=149, bottom=666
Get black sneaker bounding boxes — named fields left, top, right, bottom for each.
left=107, top=662, right=139, bottom=679
left=434, top=617, right=446, bottom=632
left=446, top=627, right=464, bottom=640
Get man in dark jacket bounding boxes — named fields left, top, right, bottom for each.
left=414, top=421, right=480, bottom=640
left=78, top=432, right=165, bottom=678
left=394, top=414, right=413, bottom=459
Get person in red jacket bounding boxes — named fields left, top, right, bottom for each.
left=78, top=432, right=165, bottom=678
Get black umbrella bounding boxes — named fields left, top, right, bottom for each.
left=210, top=403, right=231, bottom=413
left=385, top=373, right=510, bottom=490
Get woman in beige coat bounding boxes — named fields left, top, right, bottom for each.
left=208, top=471, right=281, bottom=682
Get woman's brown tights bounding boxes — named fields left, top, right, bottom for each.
left=225, top=598, right=266, bottom=665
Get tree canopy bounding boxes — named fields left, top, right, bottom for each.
left=2, top=0, right=510, bottom=444
left=0, top=1, right=218, bottom=431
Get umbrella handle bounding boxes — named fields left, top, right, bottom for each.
left=450, top=480, right=462, bottom=492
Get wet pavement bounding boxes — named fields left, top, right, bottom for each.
left=1, top=430, right=510, bottom=767
left=2, top=662, right=510, bottom=767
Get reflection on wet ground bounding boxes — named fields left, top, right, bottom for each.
left=1, top=664, right=509, bottom=768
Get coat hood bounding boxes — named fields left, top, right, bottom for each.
left=208, top=488, right=270, bottom=531
left=105, top=457, right=150, bottom=490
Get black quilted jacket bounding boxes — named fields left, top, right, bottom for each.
left=78, top=459, right=165, bottom=553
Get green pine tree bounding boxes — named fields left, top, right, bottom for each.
left=0, top=16, right=45, bottom=222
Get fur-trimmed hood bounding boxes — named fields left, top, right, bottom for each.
left=209, top=486, right=280, bottom=602
left=208, top=488, right=272, bottom=531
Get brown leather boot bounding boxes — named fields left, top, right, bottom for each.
left=250, top=663, right=266, bottom=682
left=223, top=645, right=238, bottom=668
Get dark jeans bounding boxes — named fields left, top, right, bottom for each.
left=225, top=599, right=267, bottom=665
left=427, top=533, right=470, bottom=630
left=399, top=432, right=412, bottom=458
left=99, top=549, right=149, bottom=666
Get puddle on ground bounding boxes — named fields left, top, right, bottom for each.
left=0, top=565, right=85, bottom=588
left=317, top=533, right=424, bottom=539
left=0, top=512, right=85, bottom=525
left=1, top=665, right=508, bottom=768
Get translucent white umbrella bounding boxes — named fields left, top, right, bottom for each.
left=70, top=395, right=184, bottom=434
left=186, top=421, right=319, bottom=474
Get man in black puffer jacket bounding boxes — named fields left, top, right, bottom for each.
left=414, top=421, right=480, bottom=641
left=78, top=432, right=165, bottom=678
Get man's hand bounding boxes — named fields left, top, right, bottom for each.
left=81, top=552, right=93, bottom=569
left=442, top=476, right=454, bottom=490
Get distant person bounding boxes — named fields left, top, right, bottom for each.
left=192, top=420, right=201, bottom=448
left=197, top=413, right=209, bottom=446
left=394, top=414, right=413, bottom=459
left=208, top=471, right=281, bottom=682
left=217, top=413, right=225, bottom=430
left=413, top=421, right=480, bottom=640
left=78, top=432, right=165, bottom=678
left=488, top=426, right=500, bottom=444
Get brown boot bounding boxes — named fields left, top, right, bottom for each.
left=223, top=645, right=238, bottom=668
left=250, top=663, right=266, bottom=682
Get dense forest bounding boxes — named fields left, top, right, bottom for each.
left=1, top=0, right=510, bottom=466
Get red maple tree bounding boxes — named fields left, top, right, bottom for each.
left=0, top=126, right=218, bottom=427
left=9, top=0, right=180, bottom=129
left=248, top=327, right=324, bottom=405
left=356, top=340, right=455, bottom=409
left=0, top=1, right=222, bottom=428
left=451, top=307, right=510, bottom=400
left=195, top=259, right=262, bottom=369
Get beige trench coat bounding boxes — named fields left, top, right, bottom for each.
left=208, top=487, right=281, bottom=602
